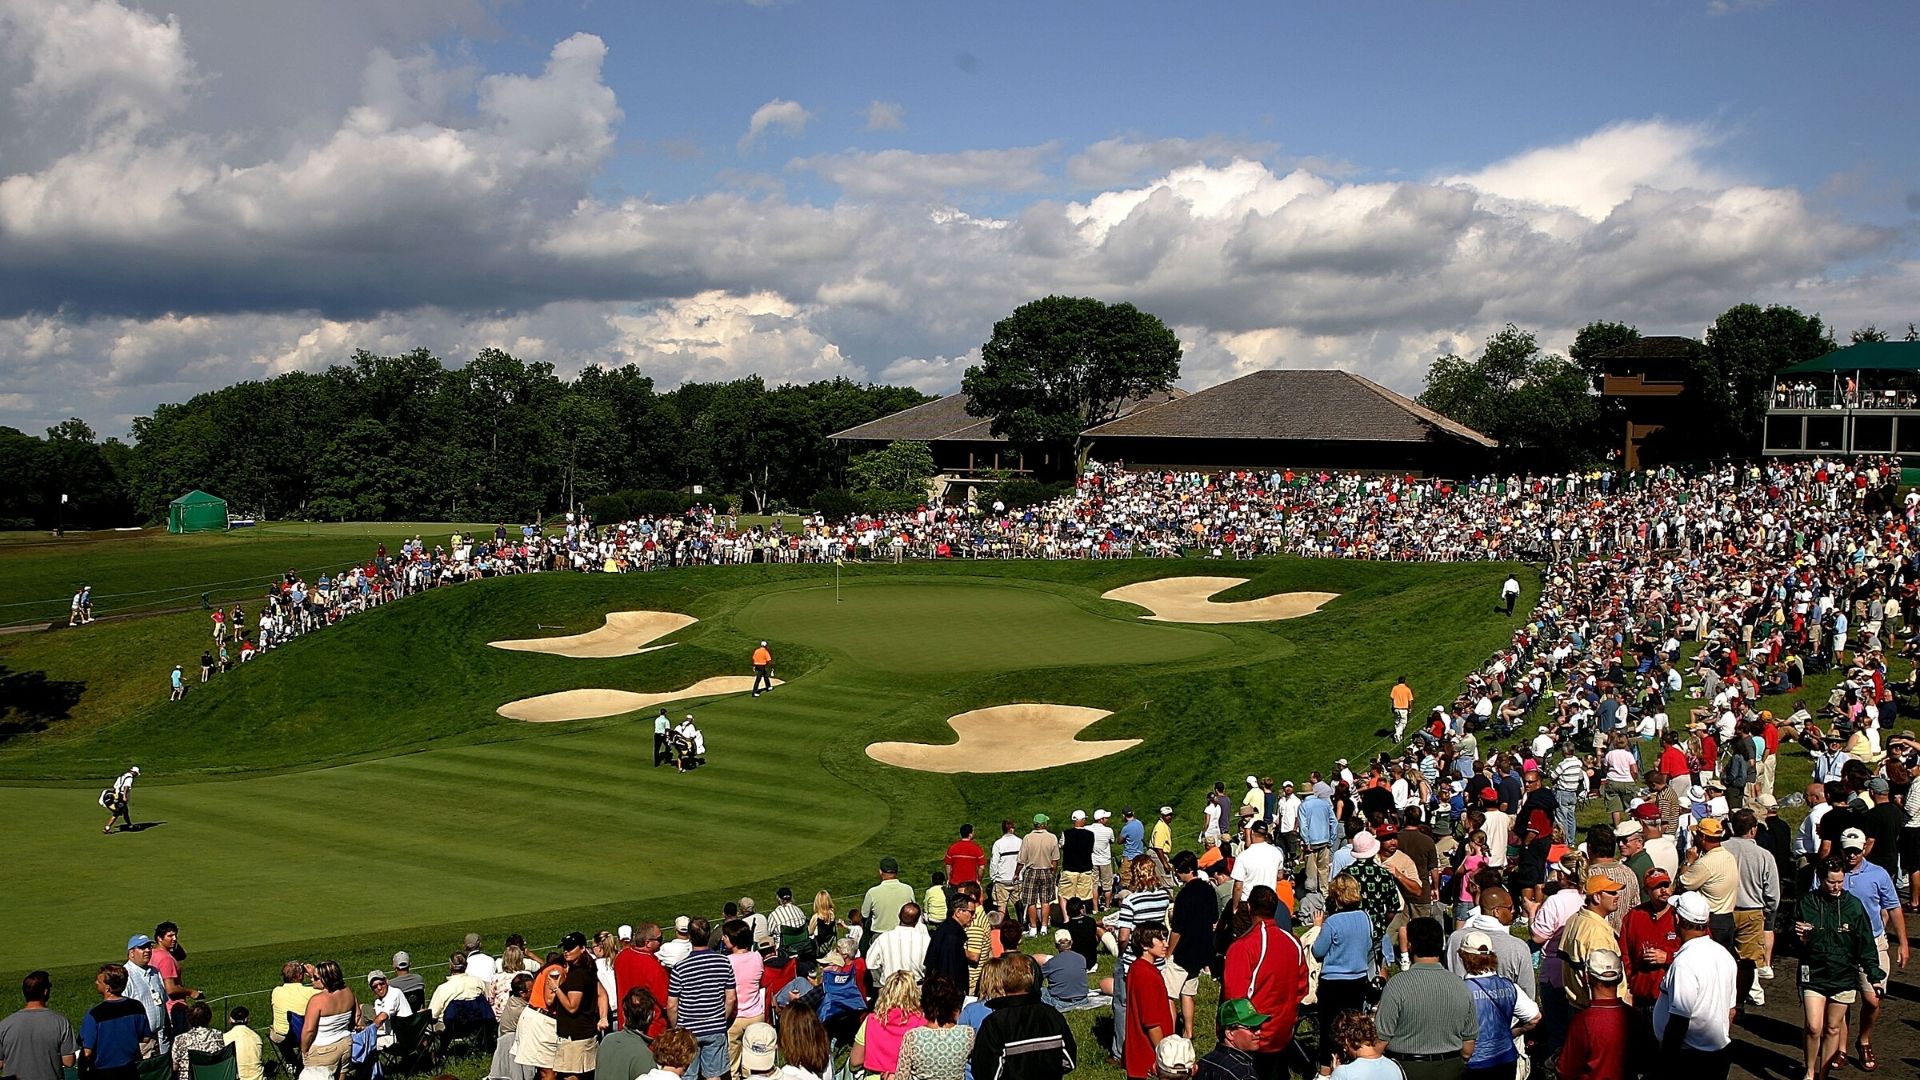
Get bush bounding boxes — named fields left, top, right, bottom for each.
left=994, top=479, right=1073, bottom=510
left=810, top=488, right=859, bottom=520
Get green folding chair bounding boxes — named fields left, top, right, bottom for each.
left=137, top=1054, right=174, bottom=1080
left=188, top=1044, right=240, bottom=1080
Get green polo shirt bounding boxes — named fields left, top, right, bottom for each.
left=1375, top=961, right=1478, bottom=1056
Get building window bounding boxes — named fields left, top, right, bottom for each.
left=1763, top=415, right=1804, bottom=452
left=1854, top=416, right=1895, bottom=453
left=1806, top=415, right=1844, bottom=452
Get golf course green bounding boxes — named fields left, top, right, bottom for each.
left=0, top=552, right=1520, bottom=1020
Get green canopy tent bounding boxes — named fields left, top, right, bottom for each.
left=167, top=490, right=228, bottom=533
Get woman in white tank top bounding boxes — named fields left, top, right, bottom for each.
left=299, top=960, right=360, bottom=1080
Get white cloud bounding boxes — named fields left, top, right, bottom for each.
left=738, top=98, right=812, bottom=152
left=0, top=0, right=194, bottom=130
left=1065, top=135, right=1281, bottom=188
left=792, top=143, right=1057, bottom=199
left=864, top=100, right=905, bottom=131
left=1442, top=119, right=1729, bottom=221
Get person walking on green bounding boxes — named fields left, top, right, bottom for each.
left=751, top=642, right=774, bottom=697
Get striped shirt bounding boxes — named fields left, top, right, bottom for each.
left=667, top=949, right=734, bottom=1036
left=1116, top=887, right=1170, bottom=931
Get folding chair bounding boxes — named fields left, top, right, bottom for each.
left=189, top=1044, right=241, bottom=1080
left=137, top=1055, right=174, bottom=1080
left=387, top=1012, right=439, bottom=1075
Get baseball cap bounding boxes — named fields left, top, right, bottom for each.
left=464, top=933, right=483, bottom=950
left=1612, top=820, right=1641, bottom=840
left=1155, top=1035, right=1196, bottom=1073
left=1631, top=802, right=1661, bottom=822
left=1054, top=930, right=1074, bottom=947
left=1373, top=822, right=1398, bottom=838
left=1032, top=813, right=1049, bottom=826
left=741, top=1023, right=778, bottom=1072
left=127, top=934, right=154, bottom=950
left=1249, top=819, right=1271, bottom=835
left=777, top=887, right=794, bottom=901
left=559, top=931, right=588, bottom=951
left=1282, top=780, right=1294, bottom=789
left=1461, top=931, right=1496, bottom=956
left=129, top=766, right=140, bottom=775
left=1867, top=776, right=1891, bottom=795
left=879, top=856, right=900, bottom=873
left=1217, top=998, right=1271, bottom=1030
left=1841, top=827, right=1868, bottom=851
left=1670, top=893, right=1711, bottom=923
left=1159, top=805, right=1174, bottom=816
left=617, top=925, right=633, bottom=941
left=393, top=951, right=412, bottom=969
left=1071, top=810, right=1086, bottom=822
left=1693, top=817, right=1727, bottom=840
left=366, top=970, right=387, bottom=984
left=1754, top=793, right=1779, bottom=810
left=1643, top=869, right=1672, bottom=889
left=1585, top=949, right=1623, bottom=984
left=1583, top=875, right=1626, bottom=896
left=674, top=916, right=691, bottom=934
left=1246, top=775, right=1259, bottom=787
left=1094, top=809, right=1110, bottom=820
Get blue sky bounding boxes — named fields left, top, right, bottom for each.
left=0, top=0, right=1916, bottom=434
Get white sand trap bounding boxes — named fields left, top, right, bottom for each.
left=498, top=676, right=781, bottom=722
left=1101, top=576, right=1338, bottom=624
left=489, top=610, right=696, bottom=658
left=867, top=704, right=1137, bottom=774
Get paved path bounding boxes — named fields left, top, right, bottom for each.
left=1722, top=957, right=1918, bottom=1079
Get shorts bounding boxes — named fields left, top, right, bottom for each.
left=1604, top=781, right=1638, bottom=814
left=1806, top=987, right=1858, bottom=1005
left=1060, top=870, right=1096, bottom=902
left=1162, top=960, right=1199, bottom=998
left=1097, top=863, right=1116, bottom=895
left=514, top=1007, right=559, bottom=1069
left=1732, top=909, right=1766, bottom=962
left=1018, top=868, right=1059, bottom=910
left=992, top=881, right=1016, bottom=912
left=1900, top=828, right=1920, bottom=872
left=1860, top=935, right=1890, bottom=994
left=554, top=1035, right=598, bottom=1075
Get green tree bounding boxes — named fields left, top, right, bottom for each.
left=962, top=295, right=1182, bottom=470
left=1417, top=324, right=1599, bottom=470
left=1851, top=324, right=1889, bottom=344
left=1568, top=321, right=1642, bottom=383
left=1696, top=303, right=1833, bottom=456
left=847, top=440, right=937, bottom=494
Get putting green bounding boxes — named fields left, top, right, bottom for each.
left=736, top=581, right=1224, bottom=673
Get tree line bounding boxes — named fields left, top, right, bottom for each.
left=1417, top=304, right=1918, bottom=472
left=0, top=349, right=928, bottom=529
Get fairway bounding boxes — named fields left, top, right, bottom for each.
left=737, top=579, right=1225, bottom=672
left=0, top=558, right=1520, bottom=997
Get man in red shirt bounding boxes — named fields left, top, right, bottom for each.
left=944, top=824, right=986, bottom=887
left=1220, top=887, right=1308, bottom=1077
left=1559, top=948, right=1632, bottom=1080
left=1124, top=925, right=1175, bottom=1080
left=1618, top=870, right=1676, bottom=1073
left=611, top=923, right=668, bottom=1035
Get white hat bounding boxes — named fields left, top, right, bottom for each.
left=130, top=766, right=140, bottom=775
left=1093, top=809, right=1110, bottom=820
left=760, top=640, right=768, bottom=647
left=1071, top=810, right=1086, bottom=821
left=1154, top=1035, right=1196, bottom=1075
left=1159, top=805, right=1174, bottom=815
left=1246, top=775, right=1259, bottom=787
left=1669, top=892, right=1711, bottom=923
left=617, top=925, right=633, bottom=940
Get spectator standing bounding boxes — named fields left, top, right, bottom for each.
left=1373, top=919, right=1478, bottom=1080
left=1016, top=817, right=1061, bottom=938
left=615, top=924, right=670, bottom=1035
left=121, top=935, right=167, bottom=1056
left=970, top=955, right=1074, bottom=1080
left=1838, top=829, right=1907, bottom=1072
left=667, top=918, right=736, bottom=1080
left=1795, top=858, right=1883, bottom=1080
left=1122, top=926, right=1174, bottom=1080
left=989, top=822, right=1023, bottom=915
left=0, top=971, right=76, bottom=1080
left=1556, top=950, right=1630, bottom=1080
left=1089, top=810, right=1117, bottom=907
left=80, top=965, right=151, bottom=1080
left=721, top=921, right=765, bottom=1080
left=944, top=826, right=987, bottom=891
left=863, top=858, right=916, bottom=936
left=1458, top=931, right=1539, bottom=1080
left=1652, top=895, right=1735, bottom=1079
left=1221, top=887, right=1307, bottom=1080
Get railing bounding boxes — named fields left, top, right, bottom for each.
left=1771, top=389, right=1920, bottom=410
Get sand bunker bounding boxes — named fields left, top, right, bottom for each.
left=1101, top=577, right=1338, bottom=624
left=490, top=610, right=696, bottom=658
left=498, top=676, right=781, bottom=722
left=867, top=704, right=1137, bottom=774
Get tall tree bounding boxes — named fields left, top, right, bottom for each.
left=1696, top=303, right=1833, bottom=456
left=963, top=295, right=1181, bottom=470
left=1417, top=324, right=1599, bottom=470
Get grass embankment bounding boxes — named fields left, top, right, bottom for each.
left=2, top=557, right=1517, bottom=1053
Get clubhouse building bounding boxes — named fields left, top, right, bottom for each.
left=831, top=369, right=1496, bottom=479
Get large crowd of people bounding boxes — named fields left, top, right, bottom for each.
left=52, top=453, right=1920, bottom=1080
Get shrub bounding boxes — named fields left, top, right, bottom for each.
left=810, top=488, right=860, bottom=520
left=994, top=479, right=1073, bottom=510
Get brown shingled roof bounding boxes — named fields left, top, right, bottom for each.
left=829, top=388, right=1185, bottom=443
left=1080, top=369, right=1497, bottom=448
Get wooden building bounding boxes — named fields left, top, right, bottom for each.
left=1593, top=336, right=1698, bottom=470
left=828, top=390, right=1184, bottom=479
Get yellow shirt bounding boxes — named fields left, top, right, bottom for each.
left=1680, top=845, right=1739, bottom=914
left=225, top=1025, right=264, bottom=1080
left=1150, top=820, right=1172, bottom=853
left=269, top=984, right=317, bottom=1038
left=1559, top=906, right=1627, bottom=1008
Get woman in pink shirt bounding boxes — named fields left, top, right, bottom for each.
left=850, top=972, right=926, bottom=1080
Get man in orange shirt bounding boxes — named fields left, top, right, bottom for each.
left=751, top=641, right=774, bottom=696
left=1390, top=677, right=1415, bottom=743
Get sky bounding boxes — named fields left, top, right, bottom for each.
left=2, top=0, right=1917, bottom=436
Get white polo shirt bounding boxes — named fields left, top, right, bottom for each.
left=1652, top=935, right=1736, bottom=1051
left=1230, top=839, right=1284, bottom=898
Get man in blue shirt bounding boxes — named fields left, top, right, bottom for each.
left=80, top=965, right=152, bottom=1080
left=1841, top=830, right=1908, bottom=1065
left=1119, top=808, right=1145, bottom=861
left=1297, top=788, right=1339, bottom=894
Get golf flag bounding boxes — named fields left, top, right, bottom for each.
left=60, top=493, right=68, bottom=504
